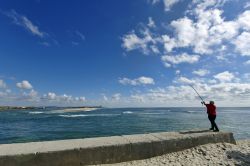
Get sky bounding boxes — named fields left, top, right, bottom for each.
left=0, top=0, right=250, bottom=107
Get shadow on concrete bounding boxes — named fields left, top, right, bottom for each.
left=226, top=150, right=250, bottom=166
left=179, top=130, right=211, bottom=134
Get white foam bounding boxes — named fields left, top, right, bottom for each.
left=139, top=113, right=165, bottom=115
left=59, top=114, right=87, bottom=118
left=29, top=111, right=44, bottom=114
left=59, top=114, right=120, bottom=118
left=123, top=111, right=133, bottom=114
left=187, top=111, right=196, bottom=113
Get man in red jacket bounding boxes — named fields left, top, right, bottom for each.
left=202, top=101, right=219, bottom=132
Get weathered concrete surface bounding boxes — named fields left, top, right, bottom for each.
left=0, top=130, right=236, bottom=166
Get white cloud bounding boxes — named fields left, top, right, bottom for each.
left=149, top=0, right=180, bottom=11
left=0, top=80, right=7, bottom=88
left=192, top=69, right=210, bottom=76
left=148, top=17, right=156, bottom=28
left=5, top=10, right=45, bottom=38
left=170, top=17, right=196, bottom=47
left=191, top=0, right=228, bottom=12
left=163, top=0, right=181, bottom=11
left=127, top=78, right=250, bottom=107
left=127, top=1, right=250, bottom=60
left=75, top=30, right=85, bottom=41
left=43, top=92, right=57, bottom=100
left=20, top=89, right=39, bottom=101
left=42, top=92, right=86, bottom=103
left=102, top=94, right=108, bottom=101
left=119, top=76, right=155, bottom=86
left=175, top=70, right=180, bottom=75
left=234, top=32, right=250, bottom=56
left=177, top=76, right=195, bottom=84
left=243, top=73, right=250, bottom=81
left=112, top=93, right=121, bottom=101
left=150, top=45, right=160, bottom=54
left=214, top=71, right=235, bottom=82
left=245, top=2, right=250, bottom=9
left=161, top=53, right=200, bottom=67
left=149, top=0, right=160, bottom=5
left=244, top=60, right=250, bottom=65
left=130, top=94, right=145, bottom=102
left=237, top=10, right=250, bottom=31
left=75, top=96, right=86, bottom=102
left=161, top=35, right=176, bottom=52
left=121, top=29, right=157, bottom=55
left=16, top=80, right=33, bottom=90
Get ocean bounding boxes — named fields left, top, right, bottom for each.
left=0, top=107, right=249, bottom=144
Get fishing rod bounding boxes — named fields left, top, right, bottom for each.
left=189, top=85, right=205, bottom=103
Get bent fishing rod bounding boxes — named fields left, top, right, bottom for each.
left=189, top=85, right=205, bottom=103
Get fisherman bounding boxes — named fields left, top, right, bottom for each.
left=202, top=101, right=219, bottom=132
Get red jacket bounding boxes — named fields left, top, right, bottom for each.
left=205, top=104, right=216, bottom=116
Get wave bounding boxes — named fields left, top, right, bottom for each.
left=139, top=112, right=166, bottom=115
left=122, top=111, right=133, bottom=114
left=29, top=111, right=44, bottom=114
left=59, top=114, right=87, bottom=118
left=59, top=114, right=120, bottom=118
left=146, top=109, right=171, bottom=112
left=186, top=111, right=197, bottom=113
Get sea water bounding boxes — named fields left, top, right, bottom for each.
left=0, top=107, right=249, bottom=144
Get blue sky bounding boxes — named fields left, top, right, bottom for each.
left=0, top=0, right=250, bottom=107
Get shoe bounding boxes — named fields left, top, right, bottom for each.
left=209, top=128, right=213, bottom=130
left=213, top=130, right=219, bottom=132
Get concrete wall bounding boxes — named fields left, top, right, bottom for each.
left=0, top=130, right=236, bottom=166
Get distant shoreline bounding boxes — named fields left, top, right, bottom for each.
left=0, top=106, right=102, bottom=111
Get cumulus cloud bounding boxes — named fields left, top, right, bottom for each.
left=43, top=92, right=57, bottom=100
left=161, top=53, right=200, bottom=67
left=176, top=76, right=195, bottom=84
left=5, top=10, right=45, bottom=38
left=16, top=80, right=33, bottom=90
left=119, top=76, right=155, bottom=86
left=127, top=78, right=250, bottom=106
left=170, top=17, right=196, bottom=47
left=20, top=89, right=39, bottom=101
left=234, top=32, right=250, bottom=56
left=0, top=80, right=7, bottom=88
left=42, top=92, right=86, bottom=103
left=237, top=10, right=250, bottom=31
left=192, top=69, right=210, bottom=76
left=124, top=0, right=250, bottom=67
left=121, top=29, right=158, bottom=55
left=75, top=97, right=86, bottom=102
left=214, top=71, right=235, bottom=82
left=164, top=7, right=241, bottom=55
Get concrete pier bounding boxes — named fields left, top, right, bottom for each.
left=0, top=130, right=236, bottom=166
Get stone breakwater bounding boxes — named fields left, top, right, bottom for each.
left=0, top=130, right=236, bottom=166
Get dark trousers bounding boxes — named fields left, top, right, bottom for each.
left=208, top=115, right=219, bottom=131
